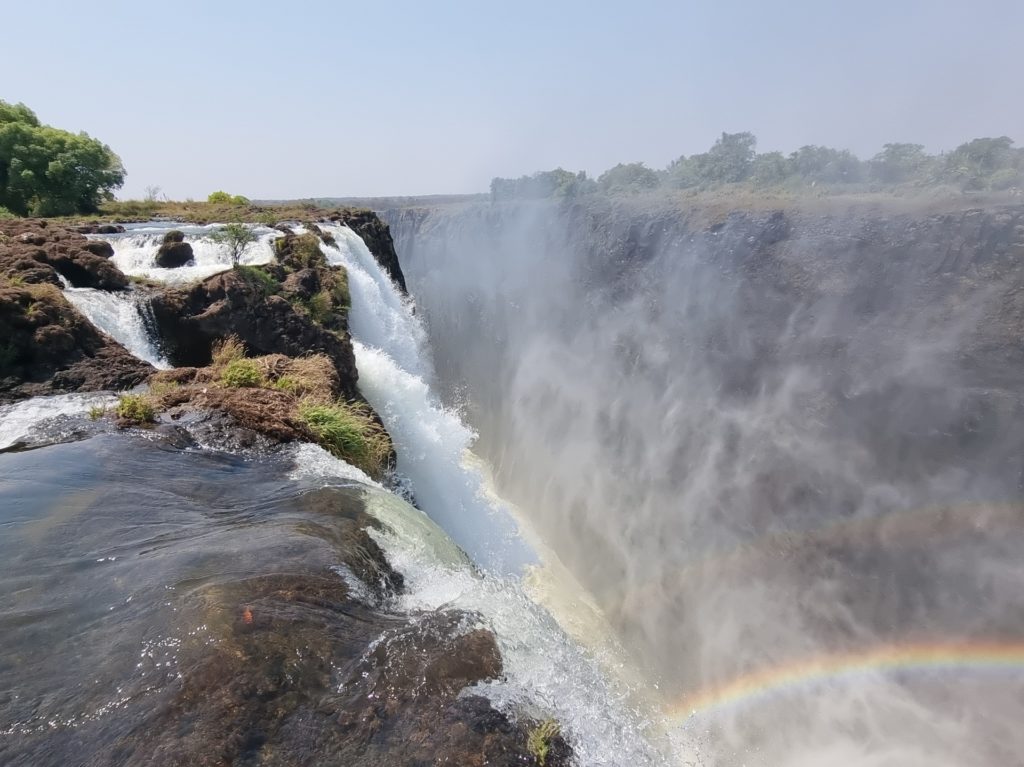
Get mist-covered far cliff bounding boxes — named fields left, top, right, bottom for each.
left=384, top=196, right=1024, bottom=766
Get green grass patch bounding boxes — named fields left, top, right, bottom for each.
left=234, top=264, right=279, bottom=295
left=220, top=358, right=264, bottom=388
left=302, top=290, right=332, bottom=324
left=526, top=720, right=561, bottom=766
left=116, top=394, right=155, bottom=423
left=87, top=405, right=106, bottom=421
left=298, top=400, right=391, bottom=477
left=272, top=375, right=301, bottom=394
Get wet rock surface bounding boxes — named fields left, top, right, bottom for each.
left=0, top=280, right=152, bottom=404
left=0, top=435, right=565, bottom=767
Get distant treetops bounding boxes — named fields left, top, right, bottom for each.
left=0, top=100, right=124, bottom=217
left=207, top=190, right=250, bottom=206
left=490, top=132, right=1024, bottom=201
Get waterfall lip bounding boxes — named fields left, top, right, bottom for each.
left=100, top=222, right=282, bottom=286
left=62, top=286, right=170, bottom=369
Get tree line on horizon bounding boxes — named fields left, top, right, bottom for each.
left=489, top=132, right=1024, bottom=201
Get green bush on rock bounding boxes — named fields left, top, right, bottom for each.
left=116, top=394, right=155, bottom=423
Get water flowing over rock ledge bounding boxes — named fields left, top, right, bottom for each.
left=0, top=211, right=579, bottom=767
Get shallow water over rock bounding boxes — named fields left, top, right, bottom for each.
left=0, top=434, right=561, bottom=766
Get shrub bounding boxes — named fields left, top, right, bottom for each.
left=220, top=358, right=264, bottom=388
left=0, top=206, right=17, bottom=220
left=87, top=405, right=106, bottom=421
left=116, top=394, right=155, bottom=423
left=213, top=223, right=258, bottom=266
left=298, top=400, right=391, bottom=476
left=207, top=191, right=232, bottom=204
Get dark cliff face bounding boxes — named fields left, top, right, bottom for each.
left=334, top=209, right=407, bottom=293
left=384, top=197, right=1024, bottom=731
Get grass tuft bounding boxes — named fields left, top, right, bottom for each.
left=116, top=394, right=155, bottom=423
left=526, top=720, right=561, bottom=766
left=87, top=405, right=106, bottom=421
left=211, top=335, right=246, bottom=368
left=298, top=400, right=391, bottom=476
left=234, top=264, right=279, bottom=295
left=220, top=358, right=265, bottom=388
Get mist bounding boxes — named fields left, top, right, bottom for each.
left=385, top=198, right=1024, bottom=765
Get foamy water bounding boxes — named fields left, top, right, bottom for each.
left=95, top=222, right=279, bottom=284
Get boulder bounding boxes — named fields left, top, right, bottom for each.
left=44, top=249, right=129, bottom=289
left=155, top=234, right=194, bottom=268
left=82, top=240, right=114, bottom=259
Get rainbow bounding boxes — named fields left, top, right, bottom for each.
left=670, top=640, right=1024, bottom=718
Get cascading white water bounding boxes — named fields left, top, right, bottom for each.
left=0, top=392, right=117, bottom=450
left=319, top=224, right=533, bottom=574
left=63, top=287, right=170, bottom=369
left=96, top=222, right=279, bottom=285
left=302, top=223, right=673, bottom=766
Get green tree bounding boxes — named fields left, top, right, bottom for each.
left=789, top=145, right=863, bottom=183
left=699, top=131, right=757, bottom=183
left=213, top=223, right=258, bottom=266
left=751, top=151, right=791, bottom=186
left=0, top=100, right=124, bottom=216
left=870, top=143, right=932, bottom=184
left=942, top=137, right=1021, bottom=189
left=597, top=162, right=660, bottom=194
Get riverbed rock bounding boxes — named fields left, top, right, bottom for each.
left=1, top=218, right=130, bottom=289
left=155, top=230, right=194, bottom=268
left=0, top=280, right=152, bottom=402
left=82, top=239, right=114, bottom=258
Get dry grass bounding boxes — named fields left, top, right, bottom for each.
left=145, top=345, right=388, bottom=477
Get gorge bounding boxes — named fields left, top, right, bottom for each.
left=2, top=194, right=1024, bottom=766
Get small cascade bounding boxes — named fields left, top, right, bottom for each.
left=0, top=392, right=117, bottom=450
left=63, top=287, right=170, bottom=369
left=94, top=222, right=279, bottom=284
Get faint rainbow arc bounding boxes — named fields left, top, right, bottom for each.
left=670, top=640, right=1024, bottom=718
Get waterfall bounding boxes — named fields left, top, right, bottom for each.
left=63, top=287, right=170, bottom=369
left=304, top=223, right=671, bottom=766
left=318, top=223, right=533, bottom=575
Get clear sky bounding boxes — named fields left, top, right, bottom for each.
left=3, top=0, right=1021, bottom=199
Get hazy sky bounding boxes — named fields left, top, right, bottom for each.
left=3, top=0, right=1021, bottom=199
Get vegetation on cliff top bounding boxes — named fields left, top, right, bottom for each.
left=0, top=100, right=124, bottom=216
left=491, top=132, right=1024, bottom=200
left=146, top=337, right=394, bottom=479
